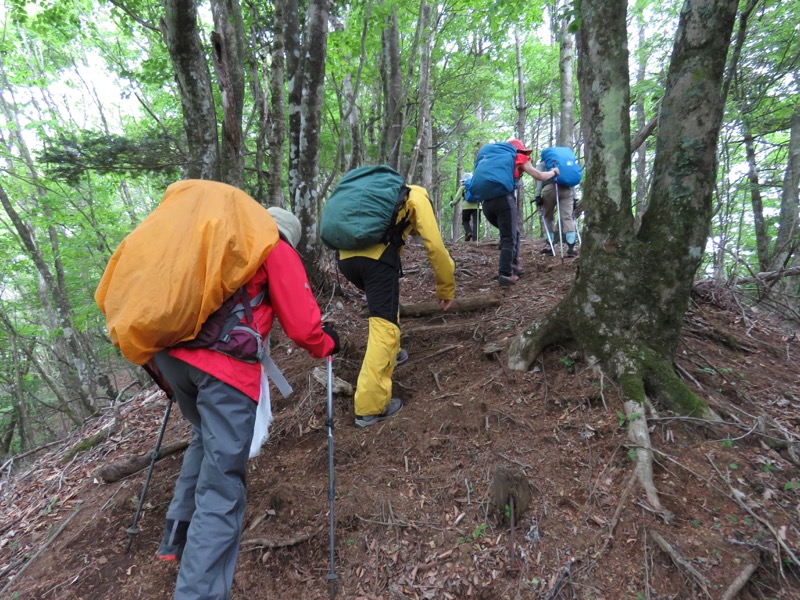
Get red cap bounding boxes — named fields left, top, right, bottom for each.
left=507, top=139, right=533, bottom=155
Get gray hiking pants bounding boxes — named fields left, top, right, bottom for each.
left=154, top=351, right=256, bottom=600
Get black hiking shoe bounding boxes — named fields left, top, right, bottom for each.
left=540, top=246, right=554, bottom=255
left=498, top=275, right=518, bottom=287
left=157, top=519, right=190, bottom=562
left=567, top=245, right=578, bottom=258
left=355, top=397, right=403, bottom=428
left=396, top=348, right=409, bottom=366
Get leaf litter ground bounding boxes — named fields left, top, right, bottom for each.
left=2, top=237, right=800, bottom=600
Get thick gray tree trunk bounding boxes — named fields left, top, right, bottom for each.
left=508, top=0, right=738, bottom=512
left=509, top=0, right=737, bottom=432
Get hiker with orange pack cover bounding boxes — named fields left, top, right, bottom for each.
left=96, top=181, right=339, bottom=600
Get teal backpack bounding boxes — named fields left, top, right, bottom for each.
left=320, top=165, right=410, bottom=250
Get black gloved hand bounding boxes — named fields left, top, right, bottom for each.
left=534, top=196, right=543, bottom=207
left=322, top=322, right=340, bottom=354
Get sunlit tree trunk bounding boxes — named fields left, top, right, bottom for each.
left=557, top=19, right=574, bottom=147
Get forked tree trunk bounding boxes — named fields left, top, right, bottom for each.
left=510, top=0, right=737, bottom=432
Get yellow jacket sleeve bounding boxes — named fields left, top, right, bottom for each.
left=401, top=186, right=456, bottom=300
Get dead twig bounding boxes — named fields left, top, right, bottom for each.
left=0, top=503, right=83, bottom=596
left=241, top=526, right=322, bottom=548
left=649, top=530, right=710, bottom=595
left=708, top=455, right=800, bottom=572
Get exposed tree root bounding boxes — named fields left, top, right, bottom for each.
left=624, top=400, right=663, bottom=513
left=720, top=560, right=759, bottom=600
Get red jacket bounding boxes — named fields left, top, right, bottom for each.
left=169, top=240, right=335, bottom=400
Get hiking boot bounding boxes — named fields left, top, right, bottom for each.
left=355, top=397, right=403, bottom=428
left=566, top=245, right=578, bottom=258
left=157, top=519, right=190, bottom=561
left=540, top=246, right=554, bottom=256
left=464, top=232, right=473, bottom=242
left=396, top=348, right=409, bottom=366
left=498, top=275, right=518, bottom=287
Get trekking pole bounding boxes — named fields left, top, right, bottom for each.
left=325, top=355, right=338, bottom=598
left=554, top=183, right=564, bottom=259
left=125, top=396, right=172, bottom=552
left=539, top=207, right=556, bottom=256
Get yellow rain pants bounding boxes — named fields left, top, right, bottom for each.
left=354, top=317, right=401, bottom=417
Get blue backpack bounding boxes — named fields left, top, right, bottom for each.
left=541, top=146, right=582, bottom=187
left=463, top=176, right=478, bottom=204
left=470, top=142, right=518, bottom=202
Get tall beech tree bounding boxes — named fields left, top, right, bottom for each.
left=508, top=0, right=739, bottom=510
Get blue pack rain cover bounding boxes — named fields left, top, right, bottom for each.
left=541, top=146, right=583, bottom=187
left=320, top=165, right=406, bottom=250
left=470, top=142, right=518, bottom=202
left=463, top=176, right=478, bottom=204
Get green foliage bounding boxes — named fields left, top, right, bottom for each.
left=37, top=130, right=182, bottom=184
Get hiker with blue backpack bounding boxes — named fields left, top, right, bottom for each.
left=450, top=172, right=480, bottom=242
left=470, top=139, right=559, bottom=286
left=96, top=182, right=340, bottom=600
left=320, top=166, right=455, bottom=428
left=534, top=146, right=583, bottom=257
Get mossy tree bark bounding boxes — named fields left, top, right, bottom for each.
left=508, top=0, right=739, bottom=507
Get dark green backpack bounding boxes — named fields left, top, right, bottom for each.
left=320, top=165, right=410, bottom=250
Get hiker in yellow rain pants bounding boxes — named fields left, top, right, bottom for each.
left=338, top=185, right=455, bottom=428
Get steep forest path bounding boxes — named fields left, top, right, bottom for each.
left=2, top=238, right=799, bottom=600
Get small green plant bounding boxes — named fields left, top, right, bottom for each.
left=627, top=448, right=638, bottom=462
left=784, top=481, right=799, bottom=492
left=725, top=514, right=738, bottom=523
left=559, top=356, right=575, bottom=372
left=690, top=518, right=701, bottom=528
left=616, top=410, right=642, bottom=427
left=720, top=439, right=734, bottom=448
left=729, top=462, right=738, bottom=470
left=504, top=504, right=511, bottom=521
left=457, top=523, right=490, bottom=545
left=761, top=462, right=776, bottom=474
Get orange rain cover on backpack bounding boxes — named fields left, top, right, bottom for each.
left=95, top=180, right=279, bottom=365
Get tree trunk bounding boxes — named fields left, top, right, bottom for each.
left=557, top=19, right=575, bottom=147
left=267, top=0, right=287, bottom=206
left=508, top=0, right=738, bottom=500
left=293, top=0, right=329, bottom=271
left=768, top=102, right=800, bottom=274
left=381, top=6, right=403, bottom=171
left=284, top=0, right=301, bottom=202
left=209, top=0, right=246, bottom=187
left=160, top=0, right=219, bottom=180
left=414, top=1, right=433, bottom=190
